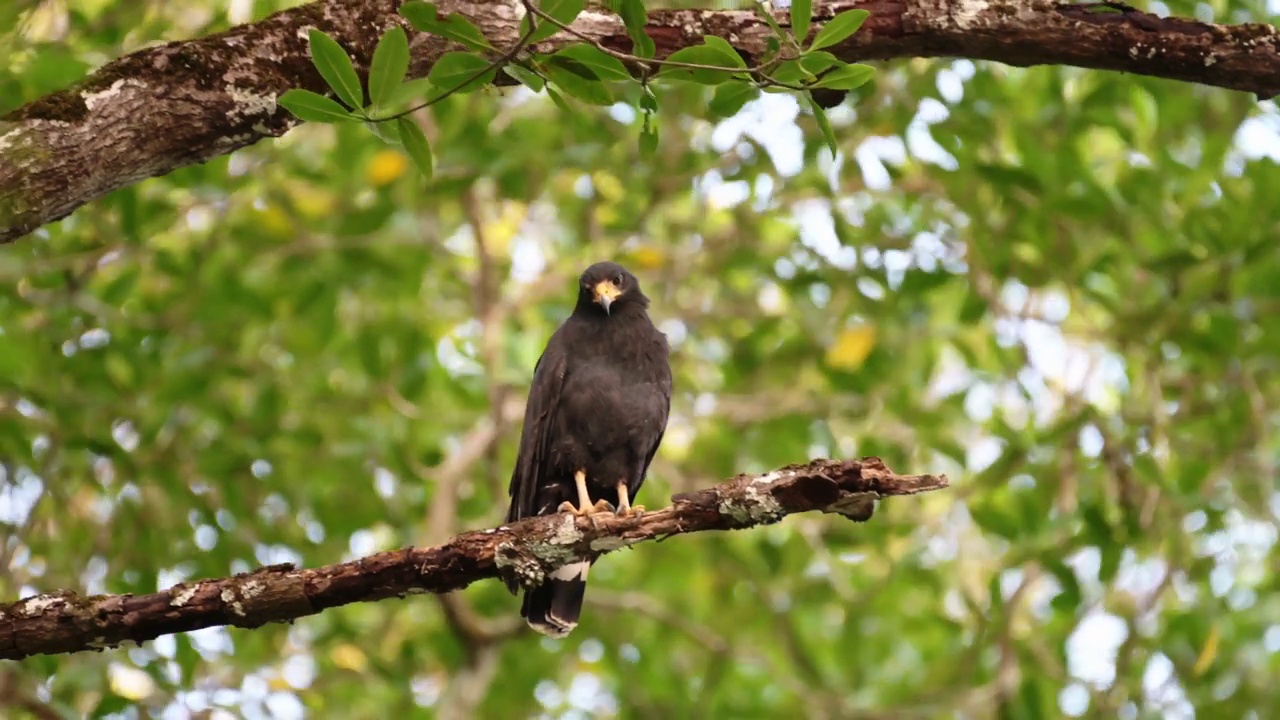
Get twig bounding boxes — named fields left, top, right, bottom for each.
left=586, top=589, right=729, bottom=653
left=0, top=670, right=60, bottom=720
left=437, top=642, right=501, bottom=720
left=462, top=184, right=510, bottom=500
left=438, top=592, right=524, bottom=643
left=586, top=588, right=818, bottom=704
left=421, top=406, right=519, bottom=545
left=427, top=195, right=524, bottom=652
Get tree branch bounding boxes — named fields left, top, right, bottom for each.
left=2, top=0, right=1276, bottom=244
left=0, top=457, right=945, bottom=661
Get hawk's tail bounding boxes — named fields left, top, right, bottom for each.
left=521, top=560, right=589, bottom=638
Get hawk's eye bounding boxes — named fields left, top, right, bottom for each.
left=614, top=274, right=624, bottom=286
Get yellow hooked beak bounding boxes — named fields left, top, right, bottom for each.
left=593, top=280, right=621, bottom=314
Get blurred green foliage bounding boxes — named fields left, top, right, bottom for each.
left=3, top=1, right=1280, bottom=719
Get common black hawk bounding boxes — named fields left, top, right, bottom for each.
left=504, top=261, right=672, bottom=637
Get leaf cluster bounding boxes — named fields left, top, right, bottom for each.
left=277, top=1, right=876, bottom=174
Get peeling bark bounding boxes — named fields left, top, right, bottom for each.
left=0, top=457, right=946, bottom=661
left=2, top=0, right=1276, bottom=244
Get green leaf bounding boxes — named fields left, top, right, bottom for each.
left=307, top=29, right=364, bottom=110
left=427, top=51, right=497, bottom=95
left=659, top=44, right=744, bottom=85
left=807, top=94, right=838, bottom=154
left=709, top=82, right=759, bottom=117
left=639, top=84, right=658, bottom=114
left=799, top=51, right=842, bottom=75
left=638, top=87, right=658, bottom=157
left=967, top=494, right=1022, bottom=540
left=1177, top=457, right=1211, bottom=495
left=553, top=44, right=633, bottom=82
left=639, top=118, right=658, bottom=158
left=1099, top=540, right=1122, bottom=583
left=770, top=59, right=811, bottom=86
left=93, top=693, right=131, bottom=718
left=277, top=89, right=360, bottom=123
left=545, top=59, right=614, bottom=105
left=546, top=84, right=575, bottom=114
left=521, top=0, right=585, bottom=45
left=175, top=636, right=201, bottom=686
left=400, top=2, right=492, bottom=51
left=810, top=9, right=869, bottom=52
left=791, top=0, right=812, bottom=43
left=365, top=119, right=402, bottom=145
left=382, top=76, right=434, bottom=111
left=703, top=36, right=746, bottom=69
left=619, top=0, right=655, bottom=58
left=1046, top=560, right=1083, bottom=613
left=503, top=64, right=546, bottom=91
left=812, top=63, right=874, bottom=91
left=397, top=118, right=434, bottom=178
left=755, top=0, right=787, bottom=39
left=368, top=27, right=409, bottom=108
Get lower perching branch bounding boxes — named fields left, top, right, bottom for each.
left=0, top=457, right=947, bottom=661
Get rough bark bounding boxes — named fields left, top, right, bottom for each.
left=2, top=0, right=1276, bottom=244
left=0, top=457, right=945, bottom=661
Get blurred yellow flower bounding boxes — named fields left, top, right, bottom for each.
left=331, top=643, right=369, bottom=673
left=1193, top=625, right=1219, bottom=676
left=108, top=663, right=156, bottom=701
left=367, top=149, right=408, bottom=187
left=825, top=325, right=878, bottom=370
left=592, top=171, right=625, bottom=201
left=630, top=246, right=666, bottom=270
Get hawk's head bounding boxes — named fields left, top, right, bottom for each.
left=576, top=261, right=647, bottom=316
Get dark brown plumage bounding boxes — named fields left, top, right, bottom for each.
left=504, top=261, right=672, bottom=637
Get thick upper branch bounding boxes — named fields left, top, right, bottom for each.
left=0, top=457, right=946, bottom=661
left=2, top=0, right=1275, bottom=244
